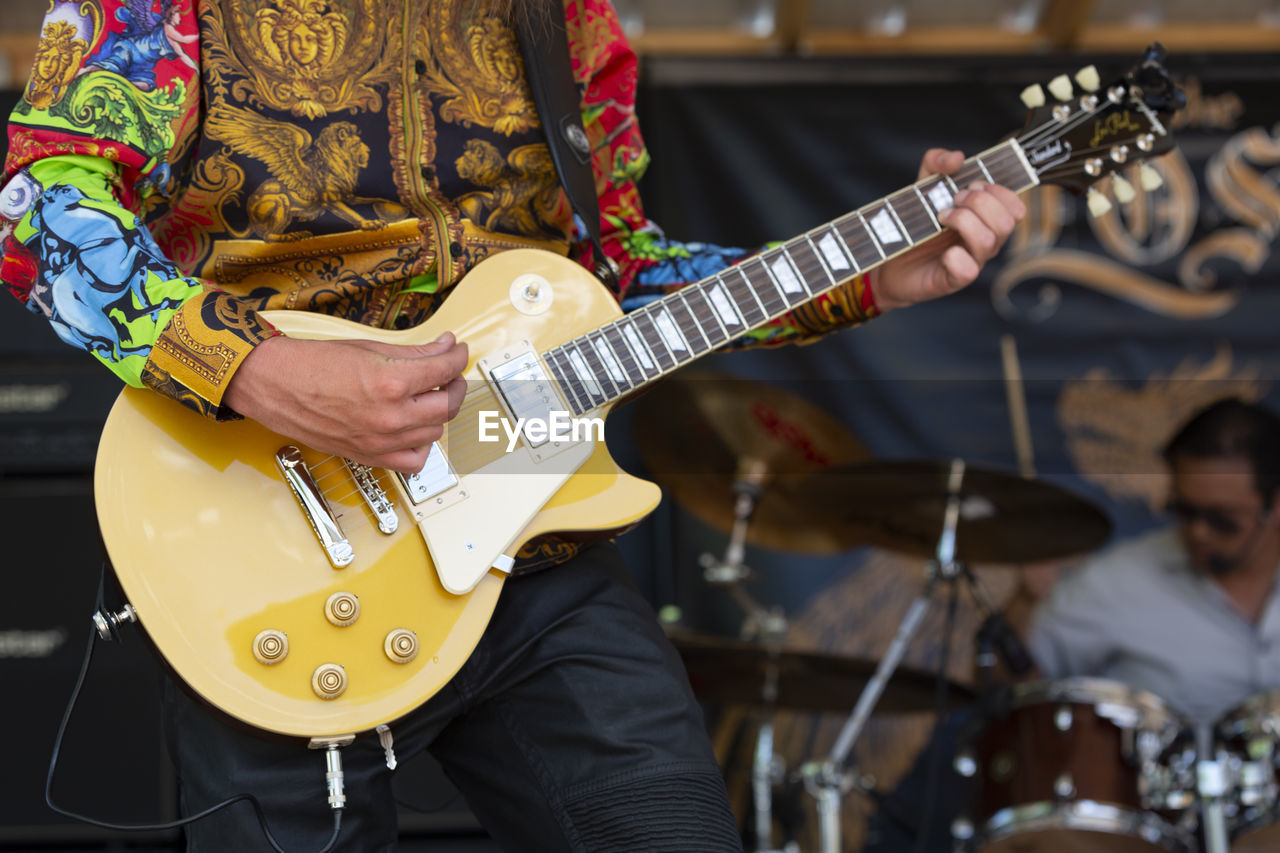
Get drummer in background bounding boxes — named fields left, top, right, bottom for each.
left=1014, top=397, right=1280, bottom=722
left=865, top=398, right=1280, bottom=853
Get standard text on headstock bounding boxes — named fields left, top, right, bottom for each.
left=1027, top=138, right=1070, bottom=169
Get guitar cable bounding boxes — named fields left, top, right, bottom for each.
left=42, top=564, right=344, bottom=853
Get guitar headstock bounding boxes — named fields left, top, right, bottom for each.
left=1016, top=43, right=1185, bottom=215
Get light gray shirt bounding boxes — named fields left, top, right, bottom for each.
left=1028, top=527, right=1280, bottom=723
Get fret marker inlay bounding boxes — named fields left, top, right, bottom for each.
left=708, top=283, right=742, bottom=327
left=769, top=256, right=804, bottom=294
left=927, top=183, right=955, bottom=212
left=817, top=233, right=851, bottom=271
left=622, top=323, right=655, bottom=370
left=592, top=338, right=626, bottom=383
left=869, top=208, right=904, bottom=246
left=567, top=349, right=602, bottom=398
left=653, top=308, right=688, bottom=352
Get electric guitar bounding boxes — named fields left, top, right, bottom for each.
left=95, top=47, right=1185, bottom=738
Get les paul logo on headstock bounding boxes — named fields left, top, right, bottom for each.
left=1090, top=110, right=1143, bottom=148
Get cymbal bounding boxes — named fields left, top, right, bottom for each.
left=802, top=460, right=1111, bottom=564
left=667, top=629, right=975, bottom=713
left=632, top=371, right=870, bottom=554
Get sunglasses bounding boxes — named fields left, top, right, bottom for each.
left=1166, top=498, right=1255, bottom=536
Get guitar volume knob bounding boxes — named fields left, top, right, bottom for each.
left=252, top=629, right=289, bottom=665
left=311, top=663, right=348, bottom=699
left=325, top=592, right=361, bottom=627
left=384, top=629, right=420, bottom=664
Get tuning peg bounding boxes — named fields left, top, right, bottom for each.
left=1086, top=188, right=1113, bottom=217
left=1140, top=164, right=1164, bottom=190
left=1111, top=174, right=1136, bottom=204
left=1020, top=84, right=1045, bottom=109
left=1074, top=65, right=1100, bottom=93
left=1047, top=74, right=1073, bottom=102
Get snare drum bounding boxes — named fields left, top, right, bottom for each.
left=1217, top=689, right=1280, bottom=852
left=962, top=678, right=1197, bottom=852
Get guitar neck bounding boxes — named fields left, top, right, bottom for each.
left=542, top=139, right=1038, bottom=414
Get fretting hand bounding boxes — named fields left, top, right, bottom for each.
left=871, top=148, right=1027, bottom=311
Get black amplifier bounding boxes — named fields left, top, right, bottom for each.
left=0, top=299, right=121, bottom=475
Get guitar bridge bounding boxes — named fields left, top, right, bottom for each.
left=344, top=460, right=399, bottom=534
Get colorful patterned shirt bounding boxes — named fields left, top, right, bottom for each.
left=1, top=0, right=877, bottom=569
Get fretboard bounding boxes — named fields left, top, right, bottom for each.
left=544, top=139, right=1037, bottom=415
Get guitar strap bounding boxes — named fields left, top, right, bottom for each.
left=515, top=3, right=619, bottom=289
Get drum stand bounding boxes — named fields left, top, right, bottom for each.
left=1195, top=721, right=1231, bottom=853
left=699, top=458, right=791, bottom=853
left=800, top=459, right=1015, bottom=853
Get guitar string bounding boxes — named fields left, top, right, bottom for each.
left=683, top=152, right=1019, bottom=335
left=312, top=461, right=348, bottom=484
left=570, top=106, right=1125, bottom=398
left=558, top=135, right=1047, bottom=385
left=1009, top=84, right=1167, bottom=199
left=1036, top=141, right=1152, bottom=185
left=836, top=94, right=1157, bottom=248
left=813, top=94, right=1117, bottom=248
left=266, top=103, right=1138, bottom=555
left=604, top=99, right=1128, bottom=393
left=277, top=382, right=495, bottom=518
left=572, top=163, right=1075, bottom=405
left=1019, top=93, right=1118, bottom=146
left=302, top=455, right=366, bottom=506
left=304, top=105, right=1135, bottom=435
left=554, top=174, right=1009, bottom=400
left=1017, top=111, right=1152, bottom=199
left=620, top=154, right=1008, bottom=357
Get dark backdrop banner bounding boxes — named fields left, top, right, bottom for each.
left=634, top=50, right=1280, bottom=544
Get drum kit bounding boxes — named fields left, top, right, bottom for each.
left=957, top=679, right=1280, bottom=853
left=632, top=372, right=1280, bottom=853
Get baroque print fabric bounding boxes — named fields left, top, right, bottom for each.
left=2, top=0, right=876, bottom=567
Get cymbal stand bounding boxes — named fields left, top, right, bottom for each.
left=802, top=458, right=969, bottom=853
left=698, top=458, right=788, bottom=853
left=968, top=565, right=1034, bottom=685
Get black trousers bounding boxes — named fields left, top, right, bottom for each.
left=162, top=543, right=743, bottom=852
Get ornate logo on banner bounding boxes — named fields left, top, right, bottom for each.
left=1057, top=347, right=1269, bottom=509
left=993, top=78, right=1279, bottom=322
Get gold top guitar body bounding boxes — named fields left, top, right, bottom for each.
left=96, top=249, right=660, bottom=738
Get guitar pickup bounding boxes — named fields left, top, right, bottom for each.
left=276, top=446, right=354, bottom=568
left=478, top=342, right=585, bottom=462
left=398, top=442, right=459, bottom=505
left=486, top=350, right=559, bottom=447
